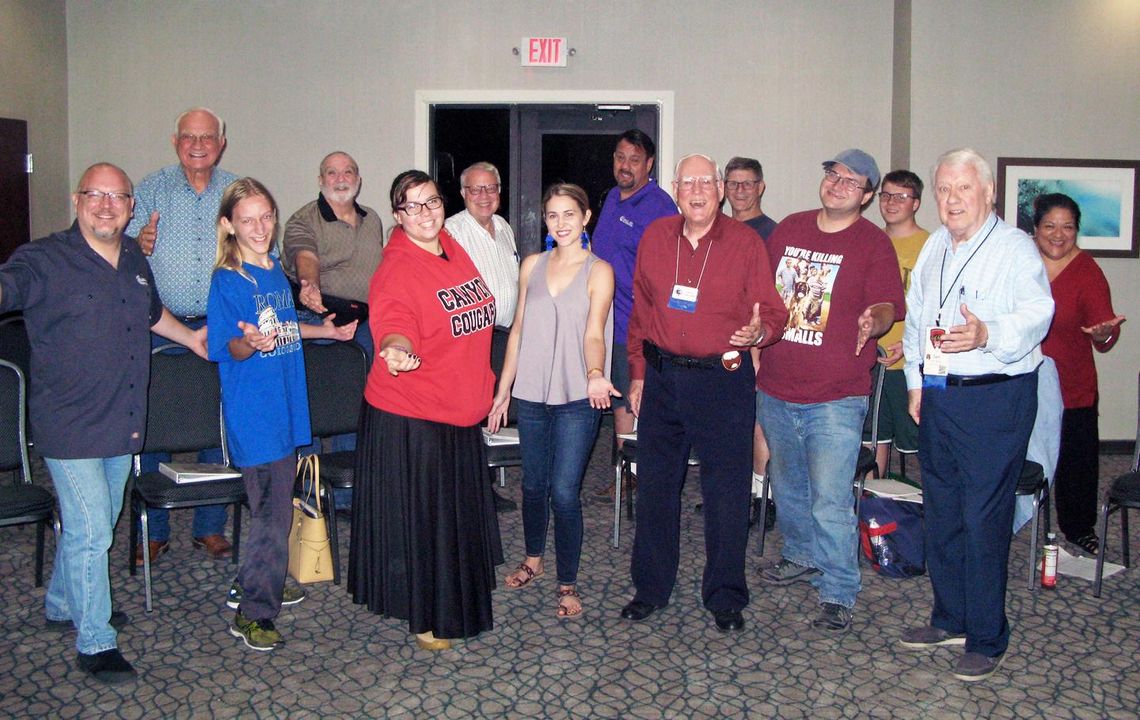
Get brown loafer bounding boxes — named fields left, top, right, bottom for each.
left=134, top=540, right=170, bottom=567
left=192, top=534, right=232, bottom=560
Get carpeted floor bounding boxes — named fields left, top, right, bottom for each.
left=0, top=422, right=1136, bottom=719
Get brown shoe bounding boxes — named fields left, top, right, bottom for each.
left=134, top=540, right=170, bottom=567
left=192, top=534, right=232, bottom=560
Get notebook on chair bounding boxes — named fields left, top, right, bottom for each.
left=159, top=462, right=242, bottom=484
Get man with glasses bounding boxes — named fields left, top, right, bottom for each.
left=0, top=164, right=206, bottom=683
left=620, top=154, right=785, bottom=633
left=862, top=170, right=929, bottom=476
left=591, top=130, right=678, bottom=497
left=282, top=151, right=383, bottom=357
left=126, top=107, right=239, bottom=565
left=755, top=149, right=904, bottom=634
left=445, top=161, right=520, bottom=512
left=724, top=156, right=778, bottom=242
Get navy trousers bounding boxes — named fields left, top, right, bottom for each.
left=236, top=454, right=297, bottom=622
left=630, top=352, right=754, bottom=612
left=918, top=371, right=1037, bottom=657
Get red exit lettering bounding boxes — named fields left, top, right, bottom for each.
left=522, top=37, right=567, bottom=67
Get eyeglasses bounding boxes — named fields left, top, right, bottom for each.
left=177, top=133, right=220, bottom=145
left=464, top=184, right=500, bottom=197
left=725, top=180, right=761, bottom=191
left=823, top=169, right=869, bottom=192
left=398, top=196, right=444, bottom=215
left=878, top=191, right=916, bottom=203
left=77, top=190, right=132, bottom=206
left=675, top=176, right=718, bottom=191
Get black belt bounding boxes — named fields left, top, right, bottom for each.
left=644, top=341, right=719, bottom=371
left=944, top=373, right=1017, bottom=387
left=179, top=315, right=206, bottom=324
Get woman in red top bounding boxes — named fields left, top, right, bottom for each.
left=1034, top=193, right=1125, bottom=556
left=347, top=170, right=502, bottom=651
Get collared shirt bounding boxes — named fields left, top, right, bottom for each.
left=592, top=179, right=678, bottom=342
left=126, top=163, right=239, bottom=317
left=627, top=213, right=786, bottom=381
left=903, top=213, right=1054, bottom=389
left=0, top=222, right=162, bottom=458
left=742, top=213, right=779, bottom=242
left=444, top=209, right=519, bottom=328
left=281, top=195, right=384, bottom=303
left=879, top=228, right=930, bottom=369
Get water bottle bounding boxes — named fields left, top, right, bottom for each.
left=868, top=518, right=893, bottom=569
left=1041, top=532, right=1058, bottom=589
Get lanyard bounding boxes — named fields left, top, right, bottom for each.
left=936, top=216, right=996, bottom=326
left=674, top=232, right=714, bottom=292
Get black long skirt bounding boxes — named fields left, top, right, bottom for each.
left=347, top=405, right=503, bottom=639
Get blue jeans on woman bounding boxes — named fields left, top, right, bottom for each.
left=44, top=455, right=133, bottom=655
left=516, top=398, right=600, bottom=585
left=757, top=391, right=867, bottom=609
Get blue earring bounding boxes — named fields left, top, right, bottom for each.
left=580, top=230, right=591, bottom=249
left=544, top=233, right=555, bottom=251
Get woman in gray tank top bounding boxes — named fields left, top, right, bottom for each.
left=487, top=184, right=616, bottom=619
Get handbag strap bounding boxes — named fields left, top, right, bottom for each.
left=297, top=454, right=322, bottom=514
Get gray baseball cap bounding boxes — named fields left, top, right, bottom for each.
left=822, top=149, right=880, bottom=189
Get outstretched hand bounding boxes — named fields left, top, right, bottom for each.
left=729, top=303, right=765, bottom=347
left=379, top=344, right=421, bottom=377
left=237, top=320, right=277, bottom=353
left=138, top=211, right=159, bottom=256
left=941, top=303, right=988, bottom=353
left=299, top=279, right=327, bottom=314
left=1081, top=315, right=1125, bottom=345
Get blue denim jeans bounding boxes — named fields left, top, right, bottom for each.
left=516, top=398, right=600, bottom=585
left=44, top=455, right=133, bottom=654
left=757, top=391, right=866, bottom=609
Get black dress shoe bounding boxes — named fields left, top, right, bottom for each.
left=713, top=609, right=745, bottom=633
left=76, top=648, right=137, bottom=684
left=492, top=488, right=517, bottom=513
left=620, top=600, right=662, bottom=622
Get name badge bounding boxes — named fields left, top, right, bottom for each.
left=668, top=284, right=698, bottom=313
left=922, top=326, right=949, bottom=389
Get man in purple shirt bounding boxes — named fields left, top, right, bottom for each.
left=590, top=129, right=677, bottom=488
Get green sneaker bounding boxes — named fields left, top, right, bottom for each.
left=229, top=612, right=281, bottom=651
left=226, top=582, right=307, bottom=610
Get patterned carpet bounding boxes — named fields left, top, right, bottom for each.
left=0, top=425, right=1136, bottom=719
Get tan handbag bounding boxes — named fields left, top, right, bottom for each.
left=288, top=454, right=334, bottom=584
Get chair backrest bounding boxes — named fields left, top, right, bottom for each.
left=303, top=340, right=368, bottom=438
left=0, top=316, right=31, bottom=378
left=865, top=346, right=888, bottom=445
left=0, top=359, right=32, bottom=483
left=1132, top=371, right=1140, bottom=473
left=143, top=344, right=224, bottom=456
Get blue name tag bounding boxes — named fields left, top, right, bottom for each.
left=922, top=374, right=947, bottom=390
left=668, top=284, right=698, bottom=313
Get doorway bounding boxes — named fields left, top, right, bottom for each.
left=428, top=100, right=664, bottom=257
left=0, top=118, right=31, bottom=262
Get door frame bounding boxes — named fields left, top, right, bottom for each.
left=414, top=89, right=676, bottom=186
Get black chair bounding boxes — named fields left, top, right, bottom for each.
left=0, top=359, right=57, bottom=586
left=611, top=437, right=637, bottom=548
left=128, top=344, right=246, bottom=612
left=301, top=340, right=368, bottom=585
left=1016, top=460, right=1050, bottom=591
left=1094, top=372, right=1140, bottom=598
left=0, top=316, right=32, bottom=447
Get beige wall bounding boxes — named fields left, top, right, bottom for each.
left=59, top=0, right=1139, bottom=438
left=911, top=0, right=1140, bottom=440
left=0, top=0, right=69, bottom=238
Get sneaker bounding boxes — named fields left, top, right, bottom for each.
left=760, top=559, right=821, bottom=586
left=76, top=648, right=137, bottom=684
left=229, top=612, right=281, bottom=651
left=899, top=625, right=967, bottom=649
left=811, top=602, right=852, bottom=633
left=952, top=651, right=1004, bottom=682
left=226, top=582, right=307, bottom=610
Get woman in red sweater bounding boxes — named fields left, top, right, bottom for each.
left=1033, top=193, right=1125, bottom=555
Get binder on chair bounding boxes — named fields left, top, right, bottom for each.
left=159, top=462, right=241, bottom=484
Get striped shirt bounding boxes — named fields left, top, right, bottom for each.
left=444, top=210, right=519, bottom=328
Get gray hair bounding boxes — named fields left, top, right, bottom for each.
left=174, top=106, right=226, bottom=138
left=459, top=161, right=501, bottom=188
left=674, top=153, right=722, bottom=180
left=724, top=156, right=763, bottom=181
left=932, top=147, right=993, bottom=192
left=320, top=151, right=358, bottom=175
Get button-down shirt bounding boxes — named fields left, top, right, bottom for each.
left=0, top=223, right=162, bottom=458
left=903, top=213, right=1054, bottom=389
left=627, top=213, right=786, bottom=380
left=281, top=195, right=384, bottom=303
left=126, top=163, right=239, bottom=317
left=444, top=209, right=519, bottom=328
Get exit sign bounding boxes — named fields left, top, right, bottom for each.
left=521, top=37, right=567, bottom=67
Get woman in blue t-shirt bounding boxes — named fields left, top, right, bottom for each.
left=207, top=178, right=356, bottom=651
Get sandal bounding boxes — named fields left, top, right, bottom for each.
left=505, top=561, right=543, bottom=589
left=1071, top=533, right=1099, bottom=556
left=557, top=586, right=583, bottom=619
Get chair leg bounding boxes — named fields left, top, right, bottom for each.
left=128, top=494, right=139, bottom=576
left=757, top=473, right=772, bottom=557
left=34, top=517, right=46, bottom=588
left=498, top=467, right=506, bottom=488
left=325, top=486, right=341, bottom=585
left=232, top=501, right=242, bottom=567
left=1093, top=499, right=1112, bottom=598
left=141, top=509, right=153, bottom=613
left=1028, top=490, right=1041, bottom=591
left=1122, top=508, right=1130, bottom=567
left=612, top=462, right=622, bottom=549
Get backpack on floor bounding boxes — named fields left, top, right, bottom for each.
left=858, top=495, right=925, bottom=578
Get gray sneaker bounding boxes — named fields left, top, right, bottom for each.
left=226, top=582, right=307, bottom=610
left=760, top=559, right=821, bottom=586
left=811, top=602, right=852, bottom=633
left=952, top=651, right=1004, bottom=682
left=229, top=613, right=281, bottom=652
left=899, top=625, right=967, bottom=649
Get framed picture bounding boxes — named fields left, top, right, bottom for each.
left=996, top=157, right=1139, bottom=258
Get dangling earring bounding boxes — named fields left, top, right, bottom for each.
left=544, top=233, right=555, bottom=251
left=580, top=230, right=591, bottom=249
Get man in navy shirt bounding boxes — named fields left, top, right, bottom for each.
left=0, top=163, right=206, bottom=683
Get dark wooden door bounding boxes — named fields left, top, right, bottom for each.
left=0, top=118, right=31, bottom=262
